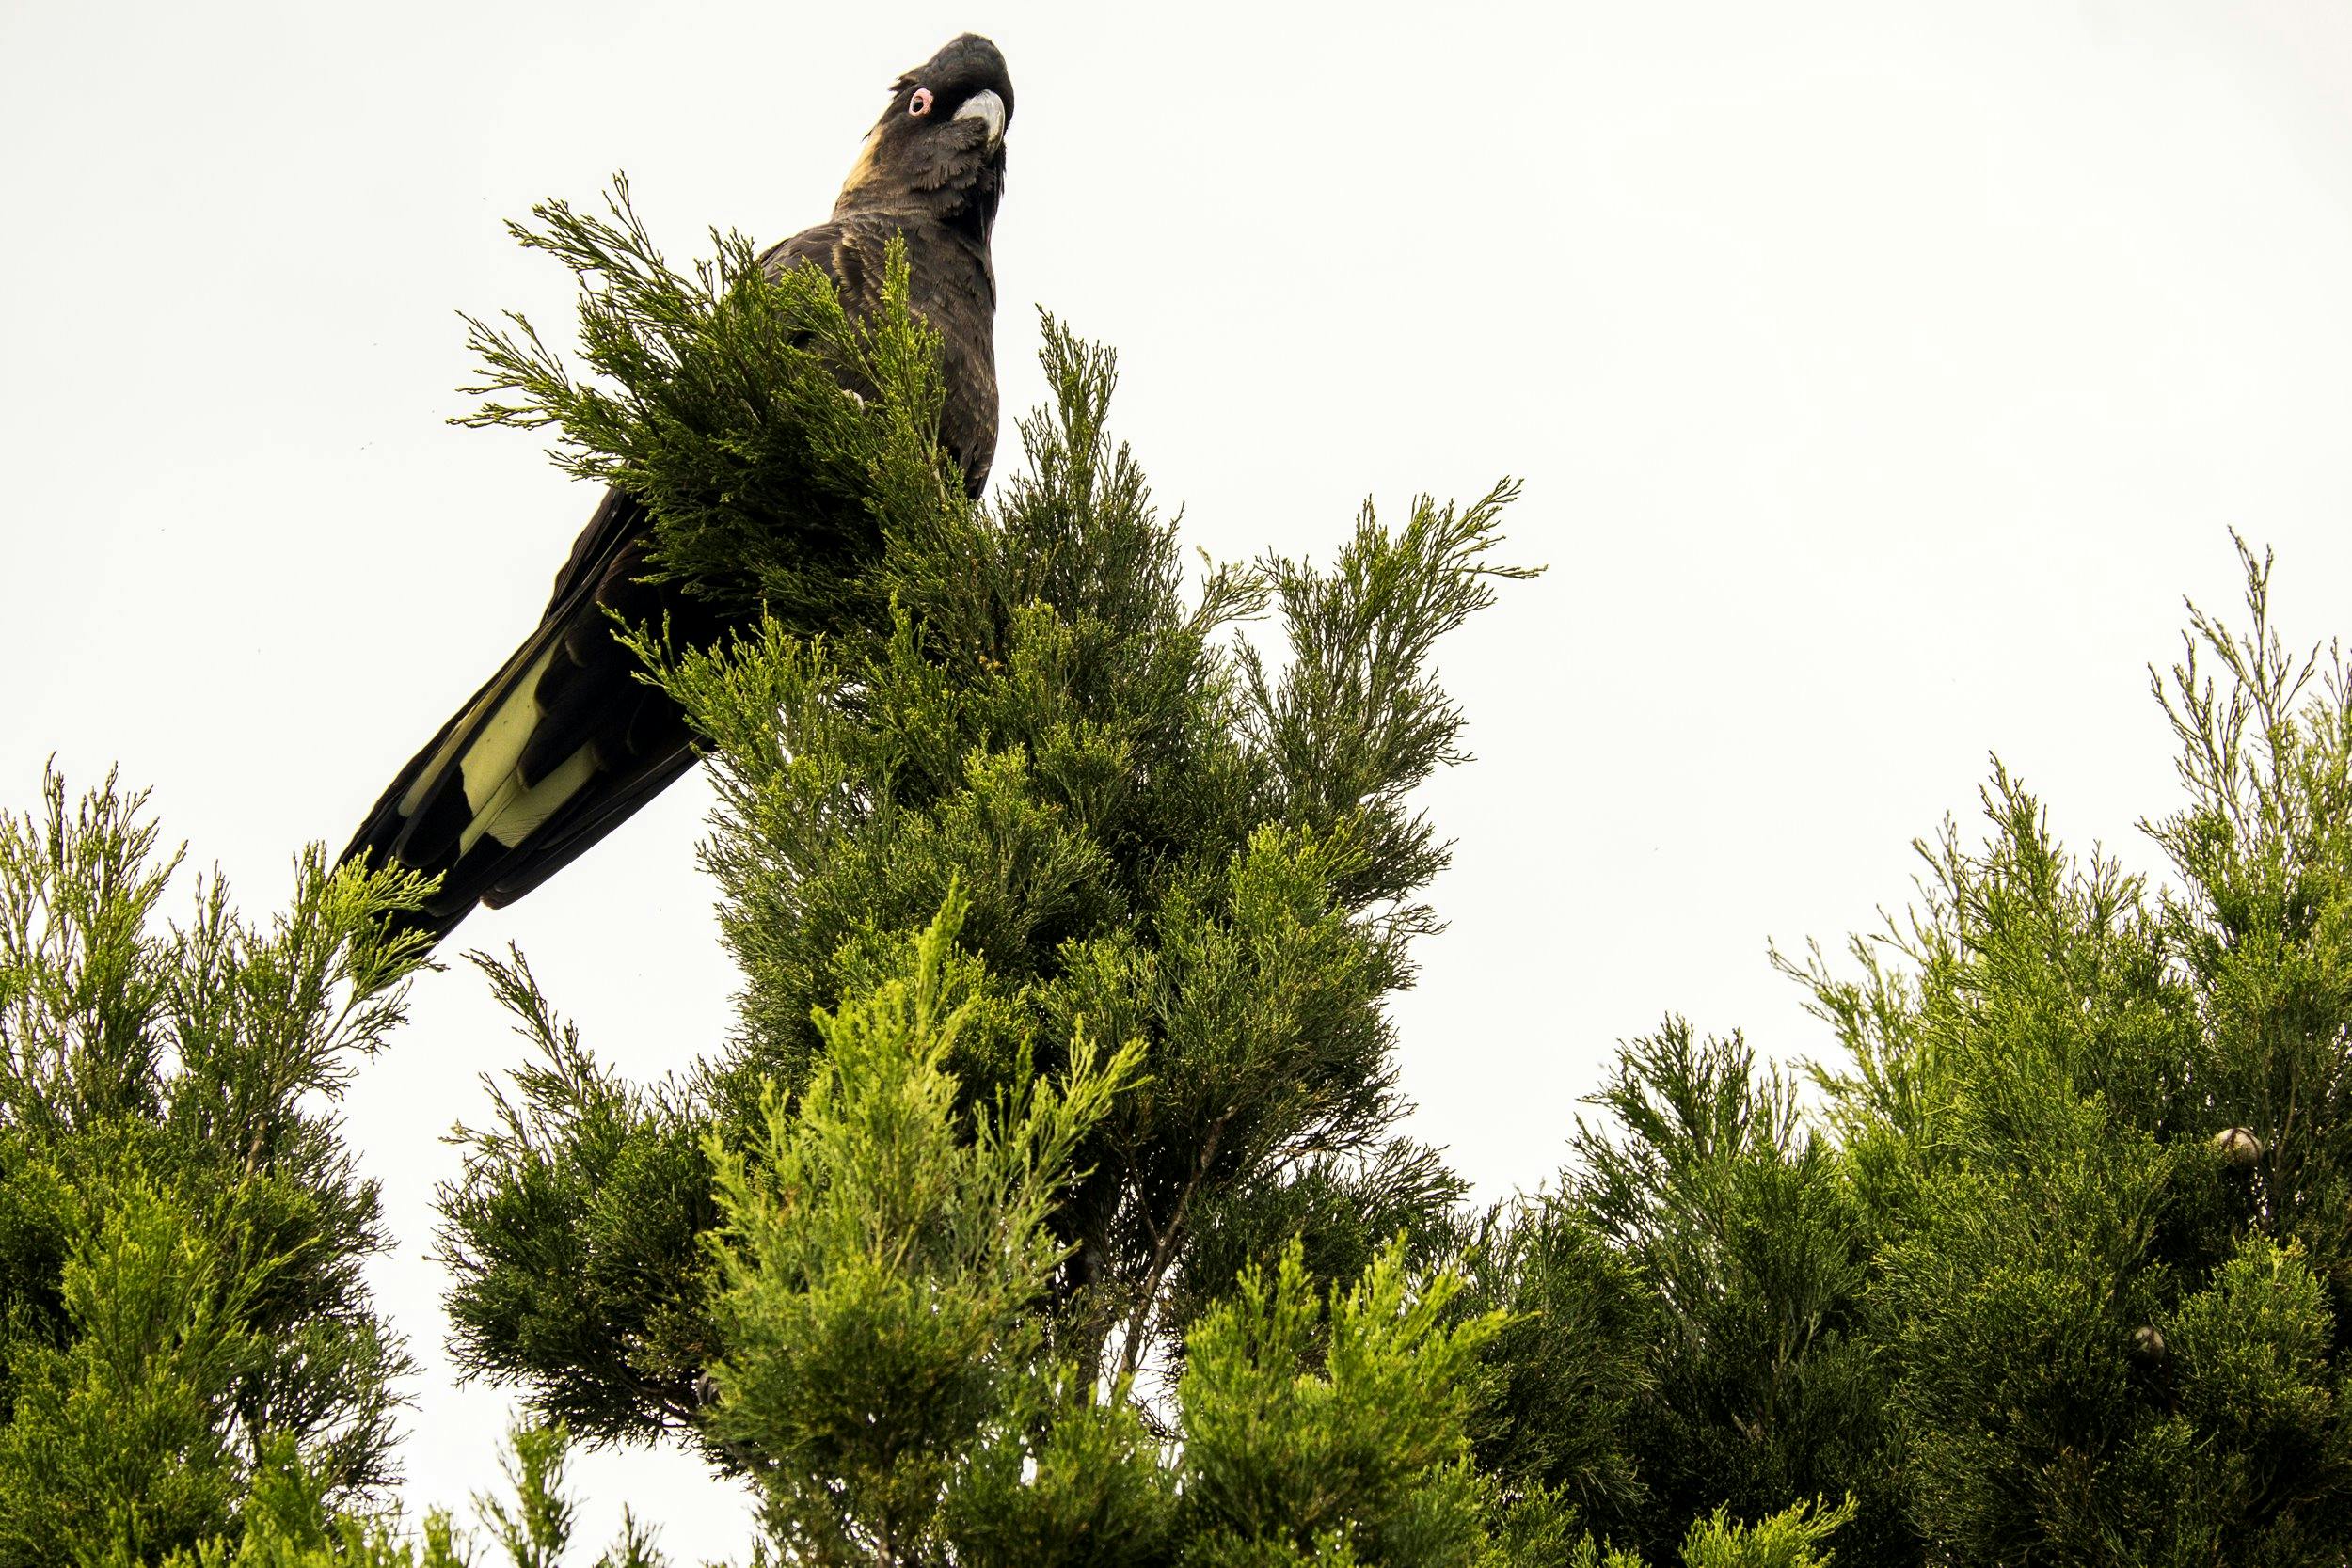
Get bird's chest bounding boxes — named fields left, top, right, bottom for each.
left=908, top=245, right=999, bottom=492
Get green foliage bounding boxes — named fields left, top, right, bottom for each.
left=2148, top=543, right=2352, bottom=1299
left=1438, top=1022, right=1893, bottom=1560
left=0, top=770, right=430, bottom=1567
left=1565, top=1023, right=1899, bottom=1559
left=1174, top=1140, right=1469, bottom=1354
left=938, top=1369, right=1172, bottom=1568
left=470, top=887, right=1513, bottom=1567
left=160, top=1434, right=469, bottom=1568
left=1451, top=1196, right=1653, bottom=1530
left=154, top=1423, right=668, bottom=1568
left=1173, top=1238, right=1505, bottom=1567
left=701, top=900, right=1140, bottom=1560
left=1448, top=542, right=2352, bottom=1566
left=431, top=951, right=716, bottom=1444
left=1240, top=490, right=1537, bottom=921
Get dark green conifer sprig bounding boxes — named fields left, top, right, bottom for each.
left=1242, top=481, right=1536, bottom=925
left=1497, top=1022, right=1896, bottom=1560
left=431, top=947, right=717, bottom=1441
left=1449, top=1195, right=1653, bottom=1529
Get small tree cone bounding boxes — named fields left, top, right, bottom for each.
left=2213, top=1127, right=2265, bottom=1167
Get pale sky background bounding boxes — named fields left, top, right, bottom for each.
left=8, top=0, right=2352, bottom=1558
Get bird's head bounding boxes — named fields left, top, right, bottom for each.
left=835, top=33, right=1013, bottom=238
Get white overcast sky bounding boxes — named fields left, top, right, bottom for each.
left=8, top=0, right=2352, bottom=1557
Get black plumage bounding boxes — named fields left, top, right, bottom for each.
left=341, top=34, right=1012, bottom=943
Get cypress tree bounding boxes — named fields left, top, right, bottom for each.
left=0, top=772, right=428, bottom=1563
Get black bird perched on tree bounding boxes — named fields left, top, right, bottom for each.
left=341, top=33, right=1011, bottom=943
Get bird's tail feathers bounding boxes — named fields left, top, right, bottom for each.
left=339, top=619, right=605, bottom=938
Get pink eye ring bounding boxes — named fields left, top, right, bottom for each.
left=909, top=87, right=933, bottom=117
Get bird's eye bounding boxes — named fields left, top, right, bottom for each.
left=909, top=87, right=933, bottom=117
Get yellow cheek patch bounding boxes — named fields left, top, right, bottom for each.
left=840, top=127, right=885, bottom=198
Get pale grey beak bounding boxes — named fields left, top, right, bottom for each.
left=954, top=89, right=1008, bottom=145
